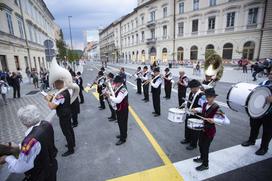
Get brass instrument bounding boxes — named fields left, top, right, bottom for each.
left=142, top=75, right=162, bottom=86
left=104, top=80, right=117, bottom=110
left=84, top=75, right=106, bottom=93
left=0, top=143, right=20, bottom=157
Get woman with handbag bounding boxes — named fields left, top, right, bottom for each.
left=0, top=77, right=9, bottom=105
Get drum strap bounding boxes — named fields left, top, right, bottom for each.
left=189, top=90, right=202, bottom=110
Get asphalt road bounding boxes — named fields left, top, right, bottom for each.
left=5, top=62, right=271, bottom=181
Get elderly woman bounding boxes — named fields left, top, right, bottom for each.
left=0, top=105, right=58, bottom=181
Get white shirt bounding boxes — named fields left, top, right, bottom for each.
left=151, top=75, right=162, bottom=88
left=179, top=75, right=189, bottom=87
left=164, top=72, right=172, bottom=80
left=141, top=71, right=149, bottom=81
left=110, top=86, right=128, bottom=104
left=5, top=122, right=42, bottom=173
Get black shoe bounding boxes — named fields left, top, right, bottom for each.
left=116, top=135, right=121, bottom=139
left=98, top=106, right=102, bottom=108
left=142, top=99, right=146, bottom=101
left=144, top=100, right=149, bottom=103
left=193, top=157, right=203, bottom=163
left=116, top=139, right=126, bottom=146
left=180, top=139, right=190, bottom=144
left=196, top=164, right=209, bottom=171
left=152, top=112, right=157, bottom=114
left=80, top=102, right=84, bottom=104
left=99, top=107, right=105, bottom=110
left=154, top=114, right=160, bottom=117
left=72, top=124, right=78, bottom=128
left=109, top=118, right=116, bottom=122
left=62, top=150, right=74, bottom=157
left=163, top=96, right=167, bottom=98
left=108, top=117, right=113, bottom=119
left=241, top=140, right=255, bottom=147
left=186, top=145, right=196, bottom=150
left=255, top=148, right=268, bottom=156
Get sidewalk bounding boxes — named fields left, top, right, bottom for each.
left=108, top=62, right=266, bottom=84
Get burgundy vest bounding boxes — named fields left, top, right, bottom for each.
left=164, top=73, right=172, bottom=85
left=202, top=102, right=219, bottom=138
left=115, top=86, right=129, bottom=112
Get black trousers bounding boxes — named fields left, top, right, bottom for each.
left=116, top=107, right=129, bottom=141
left=137, top=79, right=142, bottom=94
left=59, top=116, right=75, bottom=151
left=72, top=113, right=78, bottom=126
left=199, top=132, right=213, bottom=167
left=99, top=93, right=105, bottom=108
left=164, top=83, right=172, bottom=98
left=143, top=83, right=149, bottom=101
left=248, top=115, right=272, bottom=150
left=184, top=116, right=200, bottom=147
left=178, top=88, right=186, bottom=107
left=106, top=98, right=116, bottom=119
left=242, top=65, right=248, bottom=73
left=79, top=89, right=84, bottom=103
left=13, top=85, right=20, bottom=98
left=152, top=92, right=160, bottom=115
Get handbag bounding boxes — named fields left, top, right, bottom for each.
left=1, top=85, right=8, bottom=94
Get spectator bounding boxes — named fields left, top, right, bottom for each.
left=0, top=77, right=9, bottom=105
left=10, top=72, right=21, bottom=98
left=242, top=58, right=249, bottom=73
left=252, top=62, right=263, bottom=81
left=196, top=61, right=201, bottom=76
left=25, top=67, right=31, bottom=83
left=32, top=71, right=39, bottom=89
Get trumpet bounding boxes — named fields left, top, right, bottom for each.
left=142, top=75, right=162, bottom=86
left=84, top=75, right=106, bottom=93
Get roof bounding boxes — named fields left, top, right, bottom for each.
left=40, top=0, right=55, bottom=20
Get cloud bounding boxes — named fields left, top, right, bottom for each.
left=44, top=0, right=137, bottom=50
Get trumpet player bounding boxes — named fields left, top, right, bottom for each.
left=135, top=66, right=142, bottom=94
left=105, top=75, right=129, bottom=146
left=105, top=73, right=117, bottom=122
left=178, top=71, right=189, bottom=107
left=97, top=71, right=106, bottom=110
left=151, top=67, right=162, bottom=117
left=141, top=66, right=150, bottom=102
left=163, top=68, right=173, bottom=99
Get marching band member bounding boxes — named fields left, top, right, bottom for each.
left=106, top=75, right=129, bottom=146
left=135, top=67, right=142, bottom=94
left=192, top=88, right=230, bottom=171
left=151, top=67, right=162, bottom=117
left=178, top=71, right=189, bottom=107
left=181, top=79, right=206, bottom=150
left=241, top=71, right=272, bottom=155
left=141, top=66, right=150, bottom=102
left=76, top=71, right=84, bottom=104
left=118, top=67, right=127, bottom=86
left=0, top=105, right=58, bottom=180
left=71, top=74, right=80, bottom=128
left=46, top=79, right=76, bottom=157
left=97, top=71, right=106, bottom=110
left=163, top=68, right=172, bottom=99
left=105, top=73, right=117, bottom=122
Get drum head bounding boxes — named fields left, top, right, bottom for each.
left=188, top=118, right=203, bottom=124
left=169, top=108, right=185, bottom=114
left=247, top=86, right=272, bottom=118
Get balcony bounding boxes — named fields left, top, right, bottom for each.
left=146, top=38, right=157, bottom=45
left=146, top=20, right=156, bottom=28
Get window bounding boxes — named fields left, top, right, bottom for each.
left=6, top=12, right=14, bottom=35
left=177, top=47, right=184, bottom=62
left=179, top=2, right=184, bottom=14
left=151, top=29, right=155, bottom=39
left=17, top=19, right=24, bottom=38
left=163, top=25, right=167, bottom=38
left=190, top=46, right=198, bottom=60
left=208, top=16, right=216, bottom=30
left=150, top=11, right=156, bottom=22
left=28, top=24, right=33, bottom=41
left=248, top=8, right=258, bottom=25
left=136, top=34, right=139, bottom=44
left=243, top=41, right=255, bottom=60
left=209, top=0, right=216, bottom=6
left=178, top=22, right=184, bottom=36
left=222, top=43, right=233, bottom=60
left=205, top=44, right=215, bottom=55
left=192, top=19, right=198, bottom=33
left=163, top=7, right=167, bottom=18
left=132, top=35, right=134, bottom=45
left=193, top=0, right=199, bottom=11
left=141, top=16, right=144, bottom=25
left=226, top=12, right=235, bottom=28
left=141, top=31, right=145, bottom=42
left=14, top=56, right=20, bottom=70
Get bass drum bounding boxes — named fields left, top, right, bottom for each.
left=227, top=83, right=272, bottom=119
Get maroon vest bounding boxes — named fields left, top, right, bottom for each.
left=202, top=102, right=219, bottom=138
left=164, top=73, right=172, bottom=85
left=115, top=86, right=129, bottom=112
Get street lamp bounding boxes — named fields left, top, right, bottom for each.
left=68, top=16, right=73, bottom=50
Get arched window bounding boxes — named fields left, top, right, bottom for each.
left=190, top=45, right=198, bottom=60
left=162, top=48, right=168, bottom=62
left=206, top=44, right=214, bottom=51
left=177, top=47, right=184, bottom=62
left=222, top=43, right=233, bottom=60
left=162, top=48, right=167, bottom=53
left=150, top=47, right=156, bottom=55
left=243, top=41, right=255, bottom=60
left=141, top=50, right=146, bottom=62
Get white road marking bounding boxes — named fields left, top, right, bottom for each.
left=174, top=139, right=272, bottom=181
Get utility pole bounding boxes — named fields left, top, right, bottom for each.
left=172, top=0, right=176, bottom=67
left=68, top=16, right=73, bottom=50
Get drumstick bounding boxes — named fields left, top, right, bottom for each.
left=187, top=111, right=222, bottom=126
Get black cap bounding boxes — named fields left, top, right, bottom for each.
left=113, top=75, right=124, bottom=83
left=153, top=67, right=160, bottom=72
left=164, top=68, right=169, bottom=72
left=205, top=88, right=218, bottom=97
left=77, top=71, right=81, bottom=76
left=98, top=71, right=104, bottom=76
left=143, top=66, right=148, bottom=69
left=137, top=66, right=141, bottom=70
left=100, top=67, right=105, bottom=71
left=188, top=79, right=201, bottom=88
left=107, top=72, right=114, bottom=79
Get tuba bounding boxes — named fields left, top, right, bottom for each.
left=49, top=58, right=80, bottom=104
left=202, top=50, right=224, bottom=89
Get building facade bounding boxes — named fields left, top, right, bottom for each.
left=99, top=0, right=271, bottom=64
left=0, top=0, right=59, bottom=77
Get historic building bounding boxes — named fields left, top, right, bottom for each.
left=0, top=0, right=59, bottom=77
left=99, top=0, right=271, bottom=64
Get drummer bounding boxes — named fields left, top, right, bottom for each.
left=241, top=71, right=272, bottom=155
left=192, top=88, right=230, bottom=171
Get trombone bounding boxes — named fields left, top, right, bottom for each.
left=84, top=75, right=106, bottom=93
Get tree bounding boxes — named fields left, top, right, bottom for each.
left=56, top=29, right=67, bottom=61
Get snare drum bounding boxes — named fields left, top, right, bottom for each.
left=187, top=118, right=204, bottom=131
left=168, top=108, right=185, bottom=123
left=227, top=83, right=272, bottom=119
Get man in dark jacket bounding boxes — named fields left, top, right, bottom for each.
left=76, top=72, right=84, bottom=104
left=10, top=72, right=21, bottom=98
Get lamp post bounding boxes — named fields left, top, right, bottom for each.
left=68, top=16, right=73, bottom=50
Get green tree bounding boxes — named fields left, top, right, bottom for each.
left=56, top=29, right=67, bottom=61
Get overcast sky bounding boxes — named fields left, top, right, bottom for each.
left=44, top=0, right=137, bottom=50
